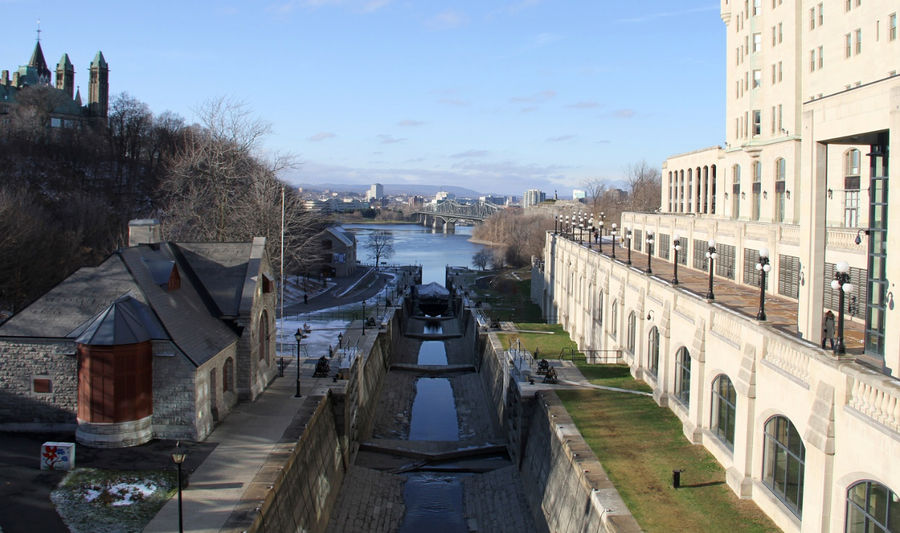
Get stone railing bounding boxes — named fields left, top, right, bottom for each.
left=848, top=373, right=900, bottom=435
left=779, top=225, right=800, bottom=244
left=709, top=310, right=743, bottom=347
left=827, top=228, right=863, bottom=250
left=763, top=337, right=811, bottom=384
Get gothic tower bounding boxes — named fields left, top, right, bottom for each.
left=55, top=54, right=74, bottom=98
left=88, top=51, right=108, bottom=119
left=27, top=41, right=51, bottom=85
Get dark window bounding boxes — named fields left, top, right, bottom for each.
left=779, top=254, right=801, bottom=299
left=846, top=480, right=900, bottom=533
left=823, top=262, right=867, bottom=319
left=611, top=300, right=618, bottom=339
left=693, top=239, right=710, bottom=270
left=763, top=416, right=805, bottom=517
left=677, top=237, right=688, bottom=265
left=658, top=233, right=670, bottom=260
left=716, top=243, right=737, bottom=280
left=33, top=378, right=52, bottom=393
left=675, top=347, right=691, bottom=407
left=711, top=375, right=737, bottom=449
left=743, top=248, right=770, bottom=288
left=633, top=229, right=643, bottom=250
left=627, top=311, right=636, bottom=354
left=223, top=358, right=234, bottom=393
left=648, top=327, right=659, bottom=375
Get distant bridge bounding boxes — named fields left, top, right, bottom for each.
left=413, top=200, right=503, bottom=233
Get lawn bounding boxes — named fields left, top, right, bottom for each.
left=558, top=365, right=778, bottom=532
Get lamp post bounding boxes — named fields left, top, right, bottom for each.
left=587, top=217, right=594, bottom=248
left=705, top=239, right=718, bottom=300
left=831, top=261, right=853, bottom=354
left=171, top=446, right=186, bottom=533
left=338, top=332, right=343, bottom=349
left=625, top=228, right=632, bottom=265
left=645, top=231, right=654, bottom=273
left=755, top=248, right=771, bottom=320
left=361, top=300, right=366, bottom=335
left=610, top=223, right=617, bottom=259
left=554, top=215, right=559, bottom=234
left=672, top=234, right=681, bottom=285
left=294, top=328, right=303, bottom=397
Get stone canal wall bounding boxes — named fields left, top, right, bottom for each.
left=232, top=303, right=407, bottom=533
left=478, top=327, right=641, bottom=533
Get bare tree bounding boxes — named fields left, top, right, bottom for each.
left=626, top=160, right=662, bottom=212
left=582, top=178, right=608, bottom=214
left=365, top=231, right=395, bottom=269
left=473, top=249, right=491, bottom=271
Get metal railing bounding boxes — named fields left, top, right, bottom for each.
left=557, top=348, right=621, bottom=365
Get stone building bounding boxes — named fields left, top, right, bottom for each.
left=0, top=220, right=277, bottom=447
left=319, top=227, right=358, bottom=278
left=0, top=37, right=109, bottom=126
left=536, top=2, right=900, bottom=532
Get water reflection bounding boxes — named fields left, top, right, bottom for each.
left=423, top=320, right=443, bottom=335
left=408, top=378, right=458, bottom=441
left=417, top=340, right=447, bottom=365
left=398, top=473, right=467, bottom=533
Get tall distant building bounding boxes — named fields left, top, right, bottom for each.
left=523, top=189, right=546, bottom=209
left=572, top=189, right=586, bottom=200
left=0, top=36, right=109, bottom=125
left=366, top=183, right=383, bottom=202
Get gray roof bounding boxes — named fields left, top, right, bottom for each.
left=71, top=295, right=166, bottom=346
left=176, top=242, right=254, bottom=317
left=325, top=227, right=355, bottom=247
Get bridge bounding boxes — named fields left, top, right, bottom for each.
left=413, top=200, right=503, bottom=233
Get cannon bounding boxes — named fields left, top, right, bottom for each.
left=313, top=356, right=331, bottom=378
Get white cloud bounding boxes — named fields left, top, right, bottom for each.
left=426, top=10, right=468, bottom=30
left=377, top=134, right=406, bottom=144
left=546, top=135, right=576, bottom=143
left=307, top=131, right=337, bottom=142
left=566, top=101, right=601, bottom=110
left=510, top=89, right=556, bottom=104
left=450, top=150, right=491, bottom=158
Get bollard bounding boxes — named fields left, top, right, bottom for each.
left=672, top=469, right=684, bottom=489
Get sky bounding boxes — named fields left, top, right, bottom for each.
left=2, top=1, right=726, bottom=196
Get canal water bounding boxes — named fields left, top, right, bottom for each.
left=342, top=223, right=489, bottom=285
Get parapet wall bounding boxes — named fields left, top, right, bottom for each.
left=477, top=326, right=641, bottom=532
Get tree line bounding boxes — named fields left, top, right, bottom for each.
left=0, top=89, right=323, bottom=313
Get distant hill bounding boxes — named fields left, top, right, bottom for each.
left=296, top=183, right=488, bottom=198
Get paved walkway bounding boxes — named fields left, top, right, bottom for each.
left=567, top=237, right=866, bottom=354
left=142, top=355, right=342, bottom=533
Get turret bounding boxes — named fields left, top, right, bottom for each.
left=28, top=41, right=51, bottom=85
left=88, top=51, right=108, bottom=119
left=55, top=53, right=74, bottom=98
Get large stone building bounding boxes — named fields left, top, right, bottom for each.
left=0, top=220, right=277, bottom=447
left=0, top=37, right=109, bottom=126
left=536, top=2, right=900, bottom=532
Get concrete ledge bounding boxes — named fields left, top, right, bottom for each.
left=359, top=440, right=507, bottom=461
left=389, top=363, right=476, bottom=375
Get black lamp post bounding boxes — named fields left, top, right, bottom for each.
left=625, top=228, right=632, bottom=265
left=645, top=231, right=654, bottom=273
left=705, top=239, right=718, bottom=300
left=831, top=261, right=853, bottom=354
left=171, top=445, right=186, bottom=533
left=598, top=219, right=605, bottom=254
left=610, top=223, right=617, bottom=259
left=294, top=328, right=303, bottom=397
left=586, top=217, right=594, bottom=248
left=672, top=234, right=681, bottom=285
left=554, top=215, right=559, bottom=234
left=361, top=300, right=366, bottom=335
left=755, top=247, right=771, bottom=320
left=338, top=332, right=343, bottom=349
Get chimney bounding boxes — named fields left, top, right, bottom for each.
left=128, top=219, right=162, bottom=247
left=1, top=71, right=8, bottom=86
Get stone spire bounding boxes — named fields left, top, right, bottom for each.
left=56, top=53, right=75, bottom=98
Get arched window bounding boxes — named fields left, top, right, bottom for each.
left=626, top=311, right=636, bottom=354
left=763, top=415, right=805, bottom=517
left=648, top=326, right=659, bottom=375
left=711, top=375, right=737, bottom=449
left=675, top=347, right=691, bottom=406
left=845, top=148, right=861, bottom=176
left=846, top=480, right=900, bottom=532
left=223, top=357, right=235, bottom=393
left=610, top=300, right=618, bottom=339
left=595, top=290, right=603, bottom=324
left=258, top=310, right=269, bottom=362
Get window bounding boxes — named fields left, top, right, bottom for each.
left=771, top=26, right=776, bottom=46
left=744, top=248, right=769, bottom=287
left=676, top=236, right=688, bottom=265
left=752, top=69, right=761, bottom=88
left=716, top=243, right=737, bottom=280
left=258, top=311, right=269, bottom=362
left=856, top=28, right=862, bottom=54
left=658, top=233, right=670, bottom=260
left=693, top=238, right=710, bottom=270
left=675, top=347, right=691, bottom=407
left=891, top=13, right=897, bottom=41
left=846, top=148, right=861, bottom=175
left=778, top=254, right=800, bottom=299
left=846, top=480, right=900, bottom=533
left=778, top=61, right=783, bottom=82
left=846, top=33, right=853, bottom=57
left=648, top=327, right=660, bottom=376
left=33, top=378, right=52, bottom=394
left=753, top=32, right=762, bottom=52
left=223, top=357, right=234, bottom=393
left=752, top=110, right=761, bottom=136
left=818, top=45, right=824, bottom=68
left=846, top=190, right=861, bottom=227
left=752, top=0, right=760, bottom=15
left=711, top=375, right=736, bottom=449
left=810, top=49, right=816, bottom=71
left=633, top=229, right=642, bottom=250
left=778, top=104, right=783, bottom=130
left=610, top=300, right=618, bottom=339
left=845, top=0, right=851, bottom=11
left=845, top=149, right=861, bottom=227
left=595, top=291, right=603, bottom=323
left=778, top=22, right=783, bottom=43
left=763, top=416, right=805, bottom=517
left=818, top=3, right=824, bottom=26
left=776, top=158, right=786, bottom=222
left=824, top=263, right=868, bottom=318
left=809, top=7, right=816, bottom=29
left=627, top=311, right=636, bottom=354
left=771, top=64, right=776, bottom=85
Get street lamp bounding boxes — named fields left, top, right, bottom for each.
left=645, top=231, right=654, bottom=273
left=337, top=332, right=343, bottom=349
left=755, top=248, right=771, bottom=320
left=361, top=300, right=367, bottom=335
left=171, top=445, right=186, bottom=533
left=705, top=239, right=718, bottom=300
left=625, top=227, right=632, bottom=265
left=672, top=234, right=681, bottom=285
left=587, top=217, right=594, bottom=248
left=294, top=328, right=304, bottom=397
left=610, top=223, right=617, bottom=259
left=831, top=261, right=853, bottom=354
left=554, top=215, right=559, bottom=234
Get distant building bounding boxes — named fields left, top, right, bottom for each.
left=479, top=195, right=507, bottom=206
left=0, top=37, right=109, bottom=126
left=366, top=183, right=383, bottom=202
left=523, top=189, right=546, bottom=209
left=318, top=227, right=357, bottom=278
left=572, top=189, right=586, bottom=200
left=434, top=191, right=454, bottom=203
left=408, top=196, right=425, bottom=208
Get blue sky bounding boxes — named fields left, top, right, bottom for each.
left=3, top=1, right=725, bottom=196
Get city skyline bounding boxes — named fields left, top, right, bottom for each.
left=3, top=1, right=725, bottom=195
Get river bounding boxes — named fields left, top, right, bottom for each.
left=341, top=223, right=490, bottom=285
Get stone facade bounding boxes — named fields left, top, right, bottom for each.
left=0, top=339, right=77, bottom=428
left=539, top=235, right=900, bottom=532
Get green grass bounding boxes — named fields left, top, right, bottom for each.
left=51, top=468, right=177, bottom=533
left=497, top=323, right=578, bottom=358
left=558, top=372, right=779, bottom=533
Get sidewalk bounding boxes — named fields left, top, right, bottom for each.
left=142, top=357, right=338, bottom=533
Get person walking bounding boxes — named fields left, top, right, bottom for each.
left=823, top=310, right=836, bottom=349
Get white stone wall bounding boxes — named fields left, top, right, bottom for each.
left=0, top=339, right=77, bottom=426
left=543, top=235, right=900, bottom=533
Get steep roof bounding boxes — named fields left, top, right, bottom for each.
left=91, top=51, right=107, bottom=69
left=176, top=242, right=254, bottom=317
left=28, top=42, right=50, bottom=80
left=71, top=294, right=166, bottom=346
left=56, top=53, right=73, bottom=70
left=325, top=226, right=354, bottom=247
